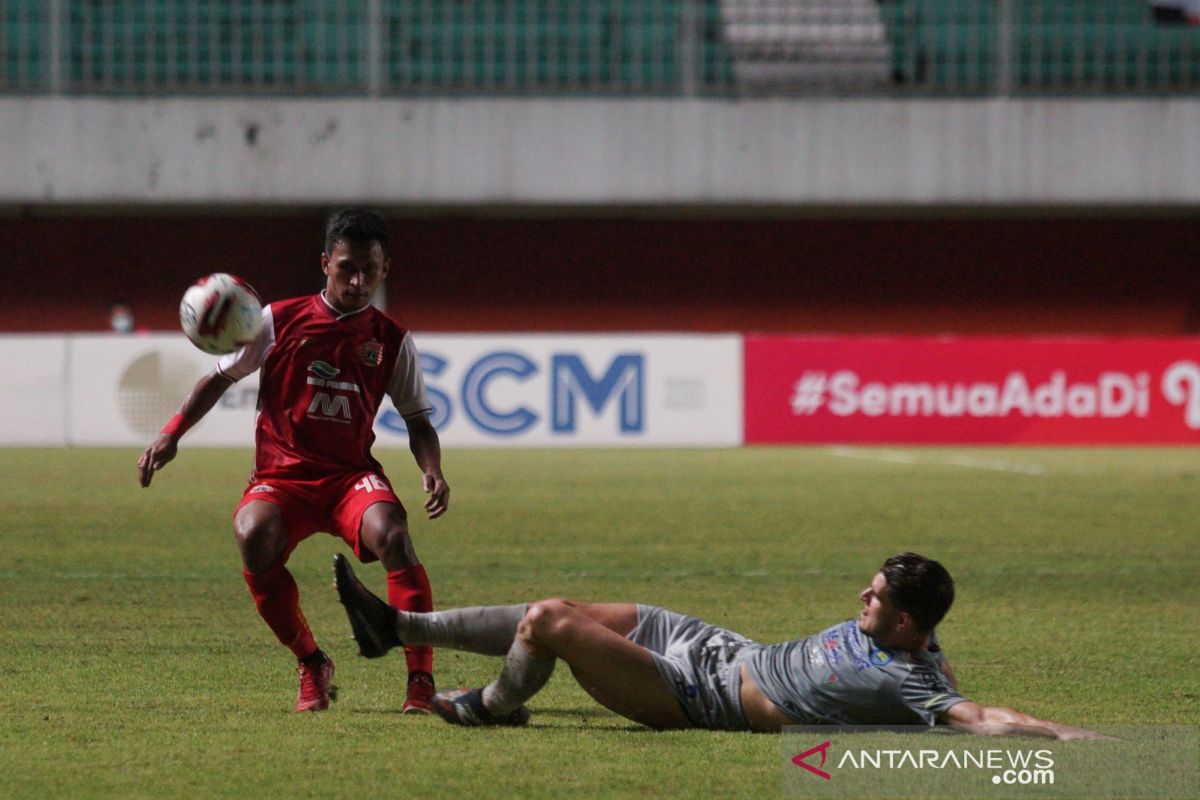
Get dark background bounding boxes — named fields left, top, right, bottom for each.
left=5, top=211, right=1198, bottom=335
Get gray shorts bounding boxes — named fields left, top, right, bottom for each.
left=627, top=604, right=752, bottom=731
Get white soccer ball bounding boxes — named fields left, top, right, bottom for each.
left=178, top=273, right=263, bottom=355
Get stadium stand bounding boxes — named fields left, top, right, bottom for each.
left=3, top=1, right=1198, bottom=95
left=880, top=0, right=1200, bottom=93
left=720, top=0, right=892, bottom=92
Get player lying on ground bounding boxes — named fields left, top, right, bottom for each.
left=332, top=551, right=1102, bottom=738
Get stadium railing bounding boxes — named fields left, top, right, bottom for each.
left=2, top=1, right=1198, bottom=96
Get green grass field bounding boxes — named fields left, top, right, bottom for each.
left=1, top=447, right=1197, bottom=798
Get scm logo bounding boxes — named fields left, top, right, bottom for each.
left=379, top=351, right=645, bottom=437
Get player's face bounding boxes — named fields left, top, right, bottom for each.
left=321, top=239, right=390, bottom=313
left=858, top=572, right=904, bottom=642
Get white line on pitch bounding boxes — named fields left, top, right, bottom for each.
left=827, top=447, right=919, bottom=465
left=827, top=447, right=1044, bottom=476
left=943, top=455, right=1045, bottom=476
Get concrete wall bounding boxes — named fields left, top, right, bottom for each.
left=6, top=214, right=1199, bottom=336
left=3, top=97, right=1200, bottom=207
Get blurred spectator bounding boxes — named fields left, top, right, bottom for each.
left=1151, top=1, right=1200, bottom=24
left=109, top=300, right=143, bottom=334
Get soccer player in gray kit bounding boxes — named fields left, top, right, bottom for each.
left=332, top=551, right=1102, bottom=739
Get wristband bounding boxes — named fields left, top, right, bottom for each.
left=161, top=413, right=192, bottom=438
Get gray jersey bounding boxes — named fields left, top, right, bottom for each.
left=742, top=619, right=966, bottom=726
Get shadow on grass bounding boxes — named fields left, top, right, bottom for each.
left=344, top=704, right=653, bottom=733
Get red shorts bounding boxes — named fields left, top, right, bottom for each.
left=234, top=471, right=404, bottom=564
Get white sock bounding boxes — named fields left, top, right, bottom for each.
left=481, top=639, right=556, bottom=714
left=397, top=604, right=527, bottom=656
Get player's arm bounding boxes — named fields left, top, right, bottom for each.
left=388, top=332, right=449, bottom=519
left=137, top=370, right=235, bottom=487
left=941, top=700, right=1106, bottom=740
left=405, top=412, right=449, bottom=519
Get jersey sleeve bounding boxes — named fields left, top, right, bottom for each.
left=216, top=305, right=275, bottom=381
left=898, top=660, right=968, bottom=726
left=387, top=331, right=432, bottom=418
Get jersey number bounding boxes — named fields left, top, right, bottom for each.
left=354, top=475, right=390, bottom=494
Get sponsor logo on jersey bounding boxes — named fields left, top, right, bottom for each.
left=822, top=630, right=844, bottom=666
left=308, top=360, right=340, bottom=380
left=808, top=643, right=828, bottom=668
left=307, top=377, right=361, bottom=392
left=359, top=340, right=384, bottom=367
left=307, top=392, right=353, bottom=422
left=250, top=484, right=274, bottom=493
left=841, top=622, right=871, bottom=671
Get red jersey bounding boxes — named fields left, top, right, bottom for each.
left=217, top=293, right=431, bottom=481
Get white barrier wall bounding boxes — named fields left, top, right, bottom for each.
left=1, top=333, right=742, bottom=448
left=0, top=337, right=70, bottom=446
left=3, top=98, right=1200, bottom=206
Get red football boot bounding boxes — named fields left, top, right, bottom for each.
left=402, top=671, right=436, bottom=714
left=296, top=654, right=336, bottom=712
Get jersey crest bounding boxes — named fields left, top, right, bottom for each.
left=359, top=339, right=384, bottom=367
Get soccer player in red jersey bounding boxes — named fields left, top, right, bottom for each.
left=138, top=208, right=449, bottom=713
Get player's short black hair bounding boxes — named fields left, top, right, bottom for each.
left=880, top=552, right=955, bottom=632
left=324, top=207, right=389, bottom=255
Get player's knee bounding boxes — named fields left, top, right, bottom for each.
left=520, top=598, right=574, bottom=644
left=370, top=522, right=416, bottom=567
left=233, top=517, right=286, bottom=573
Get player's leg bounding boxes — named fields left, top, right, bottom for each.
left=334, top=553, right=525, bottom=657
left=567, top=602, right=640, bottom=636
left=513, top=599, right=689, bottom=729
left=453, top=601, right=642, bottom=724
left=434, top=600, right=688, bottom=729
left=233, top=497, right=334, bottom=712
left=340, top=478, right=435, bottom=713
left=331, top=558, right=686, bottom=727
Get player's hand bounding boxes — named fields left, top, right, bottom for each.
left=137, top=434, right=179, bottom=488
left=423, top=471, right=449, bottom=519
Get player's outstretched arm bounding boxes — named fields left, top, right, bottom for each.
left=405, top=412, right=449, bottom=519
left=137, top=370, right=234, bottom=487
left=941, top=701, right=1106, bottom=740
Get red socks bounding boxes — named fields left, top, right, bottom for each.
left=242, top=559, right=433, bottom=676
left=243, top=563, right=317, bottom=661
left=386, top=564, right=434, bottom=675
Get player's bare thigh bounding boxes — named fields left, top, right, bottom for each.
left=564, top=601, right=639, bottom=636
left=523, top=600, right=689, bottom=729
